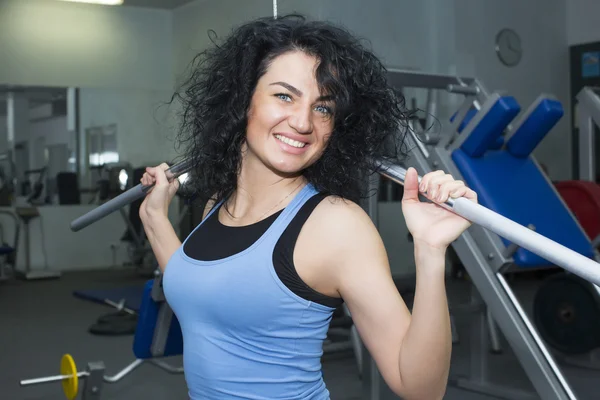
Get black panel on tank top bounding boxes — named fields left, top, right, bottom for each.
left=182, top=194, right=343, bottom=308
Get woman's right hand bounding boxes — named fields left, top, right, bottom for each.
left=139, top=163, right=180, bottom=223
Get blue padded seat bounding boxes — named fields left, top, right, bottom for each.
left=452, top=148, right=595, bottom=267
left=133, top=279, right=183, bottom=359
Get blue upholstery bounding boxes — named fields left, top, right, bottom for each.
left=506, top=98, right=564, bottom=158
left=132, top=279, right=183, bottom=359
left=450, top=108, right=505, bottom=150
left=451, top=108, right=478, bottom=132
left=452, top=148, right=594, bottom=267
left=460, top=96, right=520, bottom=157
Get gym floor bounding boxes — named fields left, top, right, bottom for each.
left=1, top=269, right=599, bottom=400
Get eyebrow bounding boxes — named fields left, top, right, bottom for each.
left=270, top=81, right=303, bottom=97
left=270, top=81, right=334, bottom=102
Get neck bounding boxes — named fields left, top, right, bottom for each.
left=223, top=152, right=306, bottom=224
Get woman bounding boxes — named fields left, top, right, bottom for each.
left=139, top=14, right=477, bottom=400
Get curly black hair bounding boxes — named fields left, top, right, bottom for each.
left=171, top=14, right=411, bottom=206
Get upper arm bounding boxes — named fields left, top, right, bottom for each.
left=317, top=199, right=411, bottom=394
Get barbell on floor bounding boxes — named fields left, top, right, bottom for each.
left=20, top=354, right=104, bottom=399
left=20, top=354, right=183, bottom=399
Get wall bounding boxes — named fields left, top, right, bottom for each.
left=0, top=0, right=173, bottom=91
left=453, top=0, right=570, bottom=180
left=78, top=87, right=178, bottom=184
left=173, top=0, right=272, bottom=87
left=567, top=0, right=600, bottom=45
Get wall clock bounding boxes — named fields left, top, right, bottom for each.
left=495, top=28, right=522, bottom=67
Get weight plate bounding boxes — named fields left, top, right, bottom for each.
left=60, top=354, right=78, bottom=400
left=533, top=273, right=600, bottom=355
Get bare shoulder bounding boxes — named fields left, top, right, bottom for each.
left=305, top=195, right=387, bottom=267
left=294, top=195, right=388, bottom=297
left=312, top=196, right=380, bottom=238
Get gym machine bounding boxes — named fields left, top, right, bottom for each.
left=19, top=272, right=184, bottom=399
left=533, top=86, right=600, bottom=370
left=361, top=69, right=600, bottom=400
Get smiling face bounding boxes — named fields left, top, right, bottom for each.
left=243, top=50, right=335, bottom=177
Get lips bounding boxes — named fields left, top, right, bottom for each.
left=274, top=133, right=309, bottom=148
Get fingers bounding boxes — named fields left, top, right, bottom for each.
left=141, top=163, right=171, bottom=187
left=419, top=170, right=477, bottom=204
left=401, top=167, right=420, bottom=203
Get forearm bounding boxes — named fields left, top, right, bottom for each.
left=142, top=214, right=182, bottom=272
left=398, top=242, right=452, bottom=400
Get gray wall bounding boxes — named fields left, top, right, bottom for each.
left=567, top=0, right=600, bottom=45
left=0, top=0, right=173, bottom=91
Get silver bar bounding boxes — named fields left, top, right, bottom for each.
left=502, top=224, right=535, bottom=258
left=453, top=232, right=573, bottom=400
left=577, top=87, right=600, bottom=125
left=387, top=68, right=475, bottom=90
left=438, top=94, right=477, bottom=149
left=373, top=157, right=600, bottom=287
left=577, top=107, right=595, bottom=182
left=103, top=359, right=144, bottom=383
left=447, top=84, right=479, bottom=96
left=576, top=87, right=600, bottom=181
left=20, top=371, right=89, bottom=386
left=151, top=359, right=184, bottom=374
left=496, top=273, right=577, bottom=399
left=71, top=158, right=194, bottom=232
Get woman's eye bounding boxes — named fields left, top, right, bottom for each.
left=275, top=93, right=292, bottom=102
left=315, top=105, right=332, bottom=115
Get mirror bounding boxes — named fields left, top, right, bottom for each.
left=0, top=85, right=77, bottom=206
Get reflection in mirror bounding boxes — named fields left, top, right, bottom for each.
left=0, top=85, right=77, bottom=207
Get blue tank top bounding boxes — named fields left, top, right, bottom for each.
left=163, top=183, right=336, bottom=399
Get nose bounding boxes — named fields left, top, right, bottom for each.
left=287, top=106, right=313, bottom=134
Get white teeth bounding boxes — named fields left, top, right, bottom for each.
left=275, top=134, right=306, bottom=148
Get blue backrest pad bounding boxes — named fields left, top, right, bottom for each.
left=451, top=148, right=594, bottom=267
left=506, top=98, right=564, bottom=158
left=450, top=108, right=505, bottom=150
left=460, top=96, right=520, bottom=158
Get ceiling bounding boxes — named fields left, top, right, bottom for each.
left=113, top=0, right=195, bottom=9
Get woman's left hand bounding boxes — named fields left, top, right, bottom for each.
left=401, top=167, right=478, bottom=250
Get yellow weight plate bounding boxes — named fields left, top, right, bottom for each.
left=60, top=354, right=78, bottom=400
